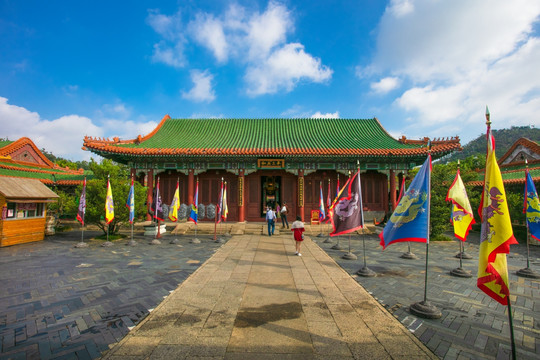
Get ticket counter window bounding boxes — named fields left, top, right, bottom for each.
left=3, top=202, right=44, bottom=220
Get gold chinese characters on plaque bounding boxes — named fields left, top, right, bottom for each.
left=257, top=159, right=285, bottom=169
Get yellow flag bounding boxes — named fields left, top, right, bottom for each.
left=446, top=170, right=475, bottom=241
left=222, top=183, right=228, bottom=221
left=105, top=178, right=114, bottom=224
left=477, top=128, right=517, bottom=305
left=168, top=181, right=180, bottom=222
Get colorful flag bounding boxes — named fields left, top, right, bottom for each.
left=216, top=180, right=224, bottom=223
left=524, top=169, right=540, bottom=241
left=105, top=176, right=114, bottom=224
left=126, top=178, right=135, bottom=224
left=152, top=180, right=165, bottom=221
left=446, top=169, right=475, bottom=241
left=477, top=115, right=518, bottom=306
left=379, top=155, right=431, bottom=250
left=325, top=179, right=332, bottom=223
left=330, top=169, right=364, bottom=236
left=76, top=177, right=86, bottom=225
left=222, top=182, right=229, bottom=221
left=168, top=180, right=180, bottom=222
left=189, top=180, right=199, bottom=224
left=319, top=181, right=326, bottom=220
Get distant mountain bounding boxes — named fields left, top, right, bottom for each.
left=441, top=125, right=540, bottom=163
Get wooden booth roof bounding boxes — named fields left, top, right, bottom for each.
left=0, top=137, right=90, bottom=186
left=0, top=177, right=59, bottom=202
left=83, top=115, right=462, bottom=163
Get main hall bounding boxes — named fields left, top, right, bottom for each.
left=82, top=116, right=461, bottom=222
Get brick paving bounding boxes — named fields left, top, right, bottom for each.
left=0, top=225, right=539, bottom=360
left=315, top=229, right=540, bottom=360
left=0, top=230, right=222, bottom=360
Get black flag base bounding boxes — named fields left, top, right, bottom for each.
left=190, top=237, right=201, bottom=244
left=150, top=239, right=161, bottom=245
left=454, top=251, right=473, bottom=259
left=516, top=267, right=540, bottom=279
left=317, top=232, right=325, bottom=237
left=356, top=266, right=376, bottom=277
left=342, top=252, right=357, bottom=260
left=170, top=238, right=180, bottom=244
left=323, top=236, right=333, bottom=243
left=215, top=237, right=226, bottom=243
left=450, top=267, right=472, bottom=278
left=127, top=240, right=137, bottom=246
left=331, top=242, right=344, bottom=250
left=410, top=300, right=441, bottom=319
left=101, top=241, right=113, bottom=247
left=400, top=251, right=418, bottom=260
left=74, top=242, right=88, bottom=248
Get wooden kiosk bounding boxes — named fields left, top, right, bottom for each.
left=0, top=177, right=59, bottom=247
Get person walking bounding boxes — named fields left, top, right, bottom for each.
left=266, top=206, right=276, bottom=236
left=291, top=216, right=305, bottom=256
left=280, top=202, right=289, bottom=229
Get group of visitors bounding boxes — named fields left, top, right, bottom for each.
left=265, top=202, right=305, bottom=256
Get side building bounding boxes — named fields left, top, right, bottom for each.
left=82, top=116, right=461, bottom=222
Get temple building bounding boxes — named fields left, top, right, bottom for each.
left=82, top=116, right=461, bottom=222
left=0, top=137, right=89, bottom=186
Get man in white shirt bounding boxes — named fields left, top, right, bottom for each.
left=266, top=207, right=275, bottom=236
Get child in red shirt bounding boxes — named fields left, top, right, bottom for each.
left=291, top=216, right=305, bottom=256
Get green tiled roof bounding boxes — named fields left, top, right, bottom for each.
left=0, top=140, right=14, bottom=149
left=120, top=118, right=416, bottom=150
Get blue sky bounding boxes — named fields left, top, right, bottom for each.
left=1, top=0, right=539, bottom=161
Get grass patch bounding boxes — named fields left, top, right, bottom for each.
left=431, top=234, right=453, bottom=241
left=94, top=233, right=127, bottom=241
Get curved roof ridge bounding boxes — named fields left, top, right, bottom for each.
left=0, top=137, right=55, bottom=167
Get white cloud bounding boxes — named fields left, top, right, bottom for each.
left=147, top=9, right=186, bottom=68
left=311, top=111, right=339, bottom=119
left=0, top=97, right=102, bottom=161
left=190, top=13, right=228, bottom=62
left=149, top=1, right=331, bottom=96
left=182, top=69, right=216, bottom=102
left=370, top=77, right=401, bottom=94
left=245, top=43, right=332, bottom=95
left=365, top=0, right=540, bottom=143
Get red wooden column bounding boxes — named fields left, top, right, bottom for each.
left=187, top=169, right=194, bottom=206
left=238, top=169, right=245, bottom=222
left=389, top=169, right=397, bottom=211
left=298, top=169, right=305, bottom=222
left=146, top=169, right=154, bottom=221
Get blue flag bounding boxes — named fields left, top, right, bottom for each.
left=189, top=181, right=199, bottom=224
left=524, top=170, right=540, bottom=241
left=379, top=155, right=431, bottom=250
left=126, top=179, right=135, bottom=224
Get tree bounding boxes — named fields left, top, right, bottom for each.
left=82, top=159, right=147, bottom=234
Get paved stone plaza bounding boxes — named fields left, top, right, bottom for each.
left=0, top=225, right=538, bottom=359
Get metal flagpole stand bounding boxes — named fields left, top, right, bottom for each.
left=150, top=177, right=161, bottom=245
left=517, top=159, right=540, bottom=279
left=190, top=224, right=200, bottom=243
left=409, top=147, right=441, bottom=319
left=102, top=175, right=113, bottom=247
left=450, top=161, right=471, bottom=277
left=342, top=234, right=357, bottom=260
left=356, top=227, right=376, bottom=277
left=75, top=178, right=88, bottom=248
left=400, top=242, right=417, bottom=259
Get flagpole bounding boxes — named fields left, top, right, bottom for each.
left=400, top=172, right=417, bottom=259
left=517, top=159, right=540, bottom=279
left=506, top=295, right=517, bottom=360
left=409, top=144, right=441, bottom=319
left=343, top=168, right=358, bottom=260
left=450, top=161, right=472, bottom=278
left=75, top=177, right=88, bottom=248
